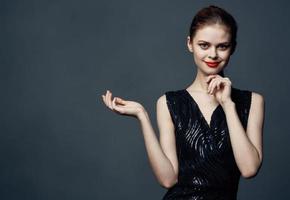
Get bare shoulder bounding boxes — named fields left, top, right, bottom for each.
left=250, top=91, right=265, bottom=108
left=156, top=94, right=171, bottom=119
left=247, top=91, right=265, bottom=129
left=156, top=94, right=167, bottom=111
left=157, top=94, right=167, bottom=105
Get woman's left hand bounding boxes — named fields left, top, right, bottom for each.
left=206, top=74, right=233, bottom=105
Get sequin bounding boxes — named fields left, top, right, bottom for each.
left=162, top=87, right=252, bottom=200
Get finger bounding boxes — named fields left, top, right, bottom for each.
left=108, top=91, right=113, bottom=109
left=218, top=79, right=225, bottom=91
left=206, top=74, right=217, bottom=82
left=218, top=78, right=229, bottom=88
left=210, top=79, right=218, bottom=94
left=113, top=102, right=125, bottom=114
left=101, top=95, right=106, bottom=105
left=214, top=74, right=222, bottom=79
left=222, top=78, right=233, bottom=89
left=116, top=97, right=124, bottom=101
left=211, top=78, right=222, bottom=94
left=206, top=76, right=219, bottom=94
left=208, top=78, right=217, bottom=93
left=222, top=77, right=232, bottom=85
left=112, top=97, right=119, bottom=112
left=224, top=78, right=232, bottom=86
left=206, top=75, right=217, bottom=83
left=217, top=80, right=222, bottom=90
left=106, top=90, right=113, bottom=109
left=214, top=79, right=221, bottom=91
left=105, top=90, right=110, bottom=108
left=115, top=97, right=126, bottom=105
left=104, top=90, right=110, bottom=108
left=112, top=97, right=128, bottom=114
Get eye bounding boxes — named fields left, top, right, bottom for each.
left=218, top=44, right=231, bottom=51
left=198, top=43, right=209, bottom=49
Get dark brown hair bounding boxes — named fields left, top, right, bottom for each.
left=189, top=5, right=238, bottom=76
left=189, top=5, right=238, bottom=54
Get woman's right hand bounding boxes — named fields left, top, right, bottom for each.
left=101, top=90, right=145, bottom=119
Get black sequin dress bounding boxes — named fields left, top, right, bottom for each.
left=162, top=87, right=252, bottom=200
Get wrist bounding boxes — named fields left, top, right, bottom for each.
left=137, top=108, right=148, bottom=121
left=221, top=99, right=235, bottom=111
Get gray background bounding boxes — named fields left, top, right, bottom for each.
left=1, top=0, right=289, bottom=199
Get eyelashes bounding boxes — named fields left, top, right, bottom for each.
left=198, top=43, right=231, bottom=50
left=199, top=43, right=209, bottom=49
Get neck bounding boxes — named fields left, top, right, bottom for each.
left=189, top=74, right=209, bottom=92
left=187, top=70, right=224, bottom=92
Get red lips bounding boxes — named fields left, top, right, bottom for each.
left=204, top=61, right=221, bottom=68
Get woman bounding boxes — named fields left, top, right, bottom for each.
left=101, top=5, right=264, bottom=200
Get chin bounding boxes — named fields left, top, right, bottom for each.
left=205, top=66, right=223, bottom=72
left=202, top=68, right=224, bottom=76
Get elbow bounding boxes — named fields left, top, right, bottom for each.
left=241, top=168, right=258, bottom=179
left=241, top=160, right=263, bottom=179
left=160, top=176, right=178, bottom=189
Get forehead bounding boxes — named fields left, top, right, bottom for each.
left=193, top=24, right=231, bottom=43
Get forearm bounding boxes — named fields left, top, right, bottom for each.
left=222, top=101, right=261, bottom=177
left=137, top=110, right=177, bottom=187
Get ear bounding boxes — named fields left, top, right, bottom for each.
left=187, top=36, right=193, bottom=52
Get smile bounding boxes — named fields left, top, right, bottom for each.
left=204, top=61, right=221, bottom=68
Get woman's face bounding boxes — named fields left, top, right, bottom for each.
left=187, top=23, right=232, bottom=75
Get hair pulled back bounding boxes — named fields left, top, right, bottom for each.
left=189, top=5, right=237, bottom=77
left=189, top=5, right=238, bottom=55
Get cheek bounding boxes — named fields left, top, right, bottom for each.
left=219, top=51, right=231, bottom=60
left=193, top=48, right=207, bottom=60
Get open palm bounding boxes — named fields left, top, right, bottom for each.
left=101, top=90, right=144, bottom=118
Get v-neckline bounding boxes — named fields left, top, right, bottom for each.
left=183, top=89, right=221, bottom=130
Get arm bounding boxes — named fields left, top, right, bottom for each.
left=137, top=94, right=178, bottom=188
left=221, top=92, right=265, bottom=178
left=101, top=90, right=178, bottom=188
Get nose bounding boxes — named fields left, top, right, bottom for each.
left=208, top=47, right=218, bottom=60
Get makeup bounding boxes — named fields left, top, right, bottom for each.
left=204, top=61, right=221, bottom=68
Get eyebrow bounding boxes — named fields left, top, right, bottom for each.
left=197, top=40, right=231, bottom=45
